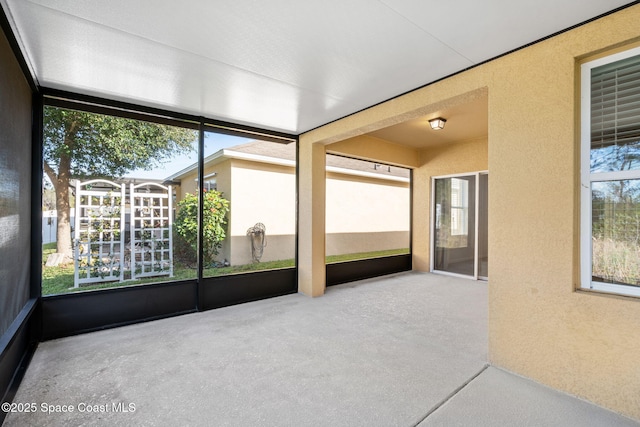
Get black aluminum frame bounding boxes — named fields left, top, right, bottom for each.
left=41, top=280, right=198, bottom=340
left=326, top=254, right=412, bottom=286
left=0, top=6, right=40, bottom=424
left=37, top=91, right=299, bottom=338
left=1, top=9, right=415, bottom=419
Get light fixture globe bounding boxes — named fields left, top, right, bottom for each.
left=428, top=117, right=446, bottom=130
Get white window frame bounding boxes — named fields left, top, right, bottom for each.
left=580, top=46, right=640, bottom=297
left=194, top=172, right=217, bottom=191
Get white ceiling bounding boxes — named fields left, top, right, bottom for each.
left=1, top=0, right=634, bottom=135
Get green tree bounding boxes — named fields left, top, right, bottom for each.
left=43, top=106, right=197, bottom=261
left=175, top=190, right=230, bottom=265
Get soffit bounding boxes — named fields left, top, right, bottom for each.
left=368, top=96, right=489, bottom=149
left=0, top=0, right=633, bottom=134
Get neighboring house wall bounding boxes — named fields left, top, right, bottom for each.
left=228, top=158, right=409, bottom=265
left=228, top=159, right=296, bottom=265
left=326, top=171, right=409, bottom=256
left=174, top=156, right=410, bottom=266
left=301, top=5, right=640, bottom=420
left=175, top=159, right=232, bottom=201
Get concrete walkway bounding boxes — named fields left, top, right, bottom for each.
left=418, top=366, right=639, bottom=426
left=3, top=272, right=638, bottom=426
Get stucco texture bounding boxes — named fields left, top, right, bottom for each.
left=301, top=5, right=640, bottom=420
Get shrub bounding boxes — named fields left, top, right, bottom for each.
left=172, top=231, right=197, bottom=267
left=175, top=190, right=230, bottom=265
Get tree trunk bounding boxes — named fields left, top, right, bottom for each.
left=54, top=175, right=73, bottom=261
left=44, top=121, right=79, bottom=263
left=44, top=131, right=75, bottom=262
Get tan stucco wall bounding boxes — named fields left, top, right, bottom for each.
left=326, top=231, right=409, bottom=257
left=327, top=135, right=420, bottom=168
left=175, top=160, right=232, bottom=202
left=326, top=172, right=409, bottom=233
left=228, top=160, right=409, bottom=264
left=485, top=15, right=640, bottom=420
left=326, top=171, right=410, bottom=256
left=228, top=159, right=296, bottom=265
left=298, top=141, right=325, bottom=296
left=299, top=5, right=640, bottom=420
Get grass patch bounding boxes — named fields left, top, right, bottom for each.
left=43, top=242, right=57, bottom=257
left=41, top=247, right=410, bottom=295
left=42, top=263, right=75, bottom=295
left=592, top=238, right=640, bottom=286
left=326, top=247, right=409, bottom=264
left=204, top=259, right=294, bottom=276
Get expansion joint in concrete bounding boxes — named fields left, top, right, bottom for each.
left=411, top=363, right=490, bottom=426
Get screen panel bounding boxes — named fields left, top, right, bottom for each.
left=0, top=26, right=32, bottom=336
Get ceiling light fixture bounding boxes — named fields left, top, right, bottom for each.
left=428, top=117, right=446, bottom=130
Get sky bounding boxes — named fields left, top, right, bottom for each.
left=123, top=132, right=251, bottom=180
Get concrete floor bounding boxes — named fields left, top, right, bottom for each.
left=3, top=272, right=639, bottom=426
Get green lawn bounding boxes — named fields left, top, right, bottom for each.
left=326, top=248, right=408, bottom=264
left=41, top=243, right=409, bottom=296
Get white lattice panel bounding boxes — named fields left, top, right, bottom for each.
left=74, top=180, right=125, bottom=287
left=129, top=183, right=173, bottom=280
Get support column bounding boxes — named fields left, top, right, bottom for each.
left=298, top=137, right=326, bottom=296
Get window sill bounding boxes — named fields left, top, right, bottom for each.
left=576, top=285, right=640, bottom=301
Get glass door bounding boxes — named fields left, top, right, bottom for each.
left=432, top=172, right=488, bottom=280
left=478, top=173, right=489, bottom=279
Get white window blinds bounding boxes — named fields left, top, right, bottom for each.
left=591, top=55, right=640, bottom=151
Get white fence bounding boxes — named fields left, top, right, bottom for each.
left=42, top=211, right=74, bottom=245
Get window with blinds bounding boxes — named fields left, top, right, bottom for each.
left=581, top=46, right=640, bottom=297
left=590, top=53, right=640, bottom=173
